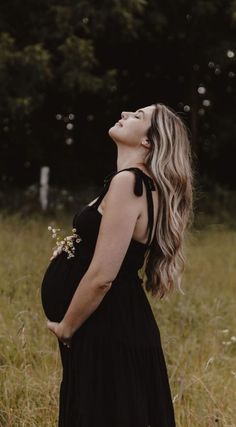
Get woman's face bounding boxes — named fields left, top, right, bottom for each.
left=108, top=105, right=155, bottom=146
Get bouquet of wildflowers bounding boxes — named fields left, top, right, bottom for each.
left=48, top=226, right=82, bottom=260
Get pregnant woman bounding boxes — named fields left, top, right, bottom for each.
left=41, top=102, right=194, bottom=427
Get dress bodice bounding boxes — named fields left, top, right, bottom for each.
left=72, top=167, right=158, bottom=278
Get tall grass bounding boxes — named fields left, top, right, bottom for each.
left=0, top=211, right=235, bottom=426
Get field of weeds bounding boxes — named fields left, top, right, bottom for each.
left=0, top=211, right=235, bottom=426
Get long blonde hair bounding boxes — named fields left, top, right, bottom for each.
left=143, top=103, right=195, bottom=299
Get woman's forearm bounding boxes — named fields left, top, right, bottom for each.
left=61, top=271, right=112, bottom=337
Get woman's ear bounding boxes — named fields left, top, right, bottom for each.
left=141, top=138, right=151, bottom=149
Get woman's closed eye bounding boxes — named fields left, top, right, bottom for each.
left=121, top=112, right=141, bottom=119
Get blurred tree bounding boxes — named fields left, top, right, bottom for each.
left=0, top=0, right=235, bottom=188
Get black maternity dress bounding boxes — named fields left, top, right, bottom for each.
left=41, top=167, right=176, bottom=427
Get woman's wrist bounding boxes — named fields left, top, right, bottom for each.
left=60, top=319, right=74, bottom=339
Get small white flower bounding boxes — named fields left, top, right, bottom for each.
left=49, top=225, right=82, bottom=260
left=230, top=336, right=236, bottom=342
left=222, top=341, right=231, bottom=346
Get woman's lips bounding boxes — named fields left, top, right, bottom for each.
left=116, top=120, right=123, bottom=127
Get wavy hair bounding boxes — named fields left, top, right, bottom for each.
left=142, top=103, right=195, bottom=299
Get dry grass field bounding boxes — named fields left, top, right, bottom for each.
left=0, top=212, right=235, bottom=426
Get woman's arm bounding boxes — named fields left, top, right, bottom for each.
left=47, top=171, right=142, bottom=344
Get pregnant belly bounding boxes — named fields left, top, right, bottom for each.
left=41, top=252, right=87, bottom=322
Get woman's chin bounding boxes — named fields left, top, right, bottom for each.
left=108, top=125, right=118, bottom=138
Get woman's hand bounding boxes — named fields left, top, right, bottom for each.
left=50, top=246, right=63, bottom=261
left=47, top=319, right=72, bottom=348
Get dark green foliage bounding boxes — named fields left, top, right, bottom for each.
left=0, top=0, right=235, bottom=188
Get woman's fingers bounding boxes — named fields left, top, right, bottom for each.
left=46, top=320, right=72, bottom=348
left=50, top=247, right=62, bottom=260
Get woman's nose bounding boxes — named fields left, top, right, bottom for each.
left=121, top=111, right=129, bottom=119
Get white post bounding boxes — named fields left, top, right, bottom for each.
left=39, top=166, right=50, bottom=211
